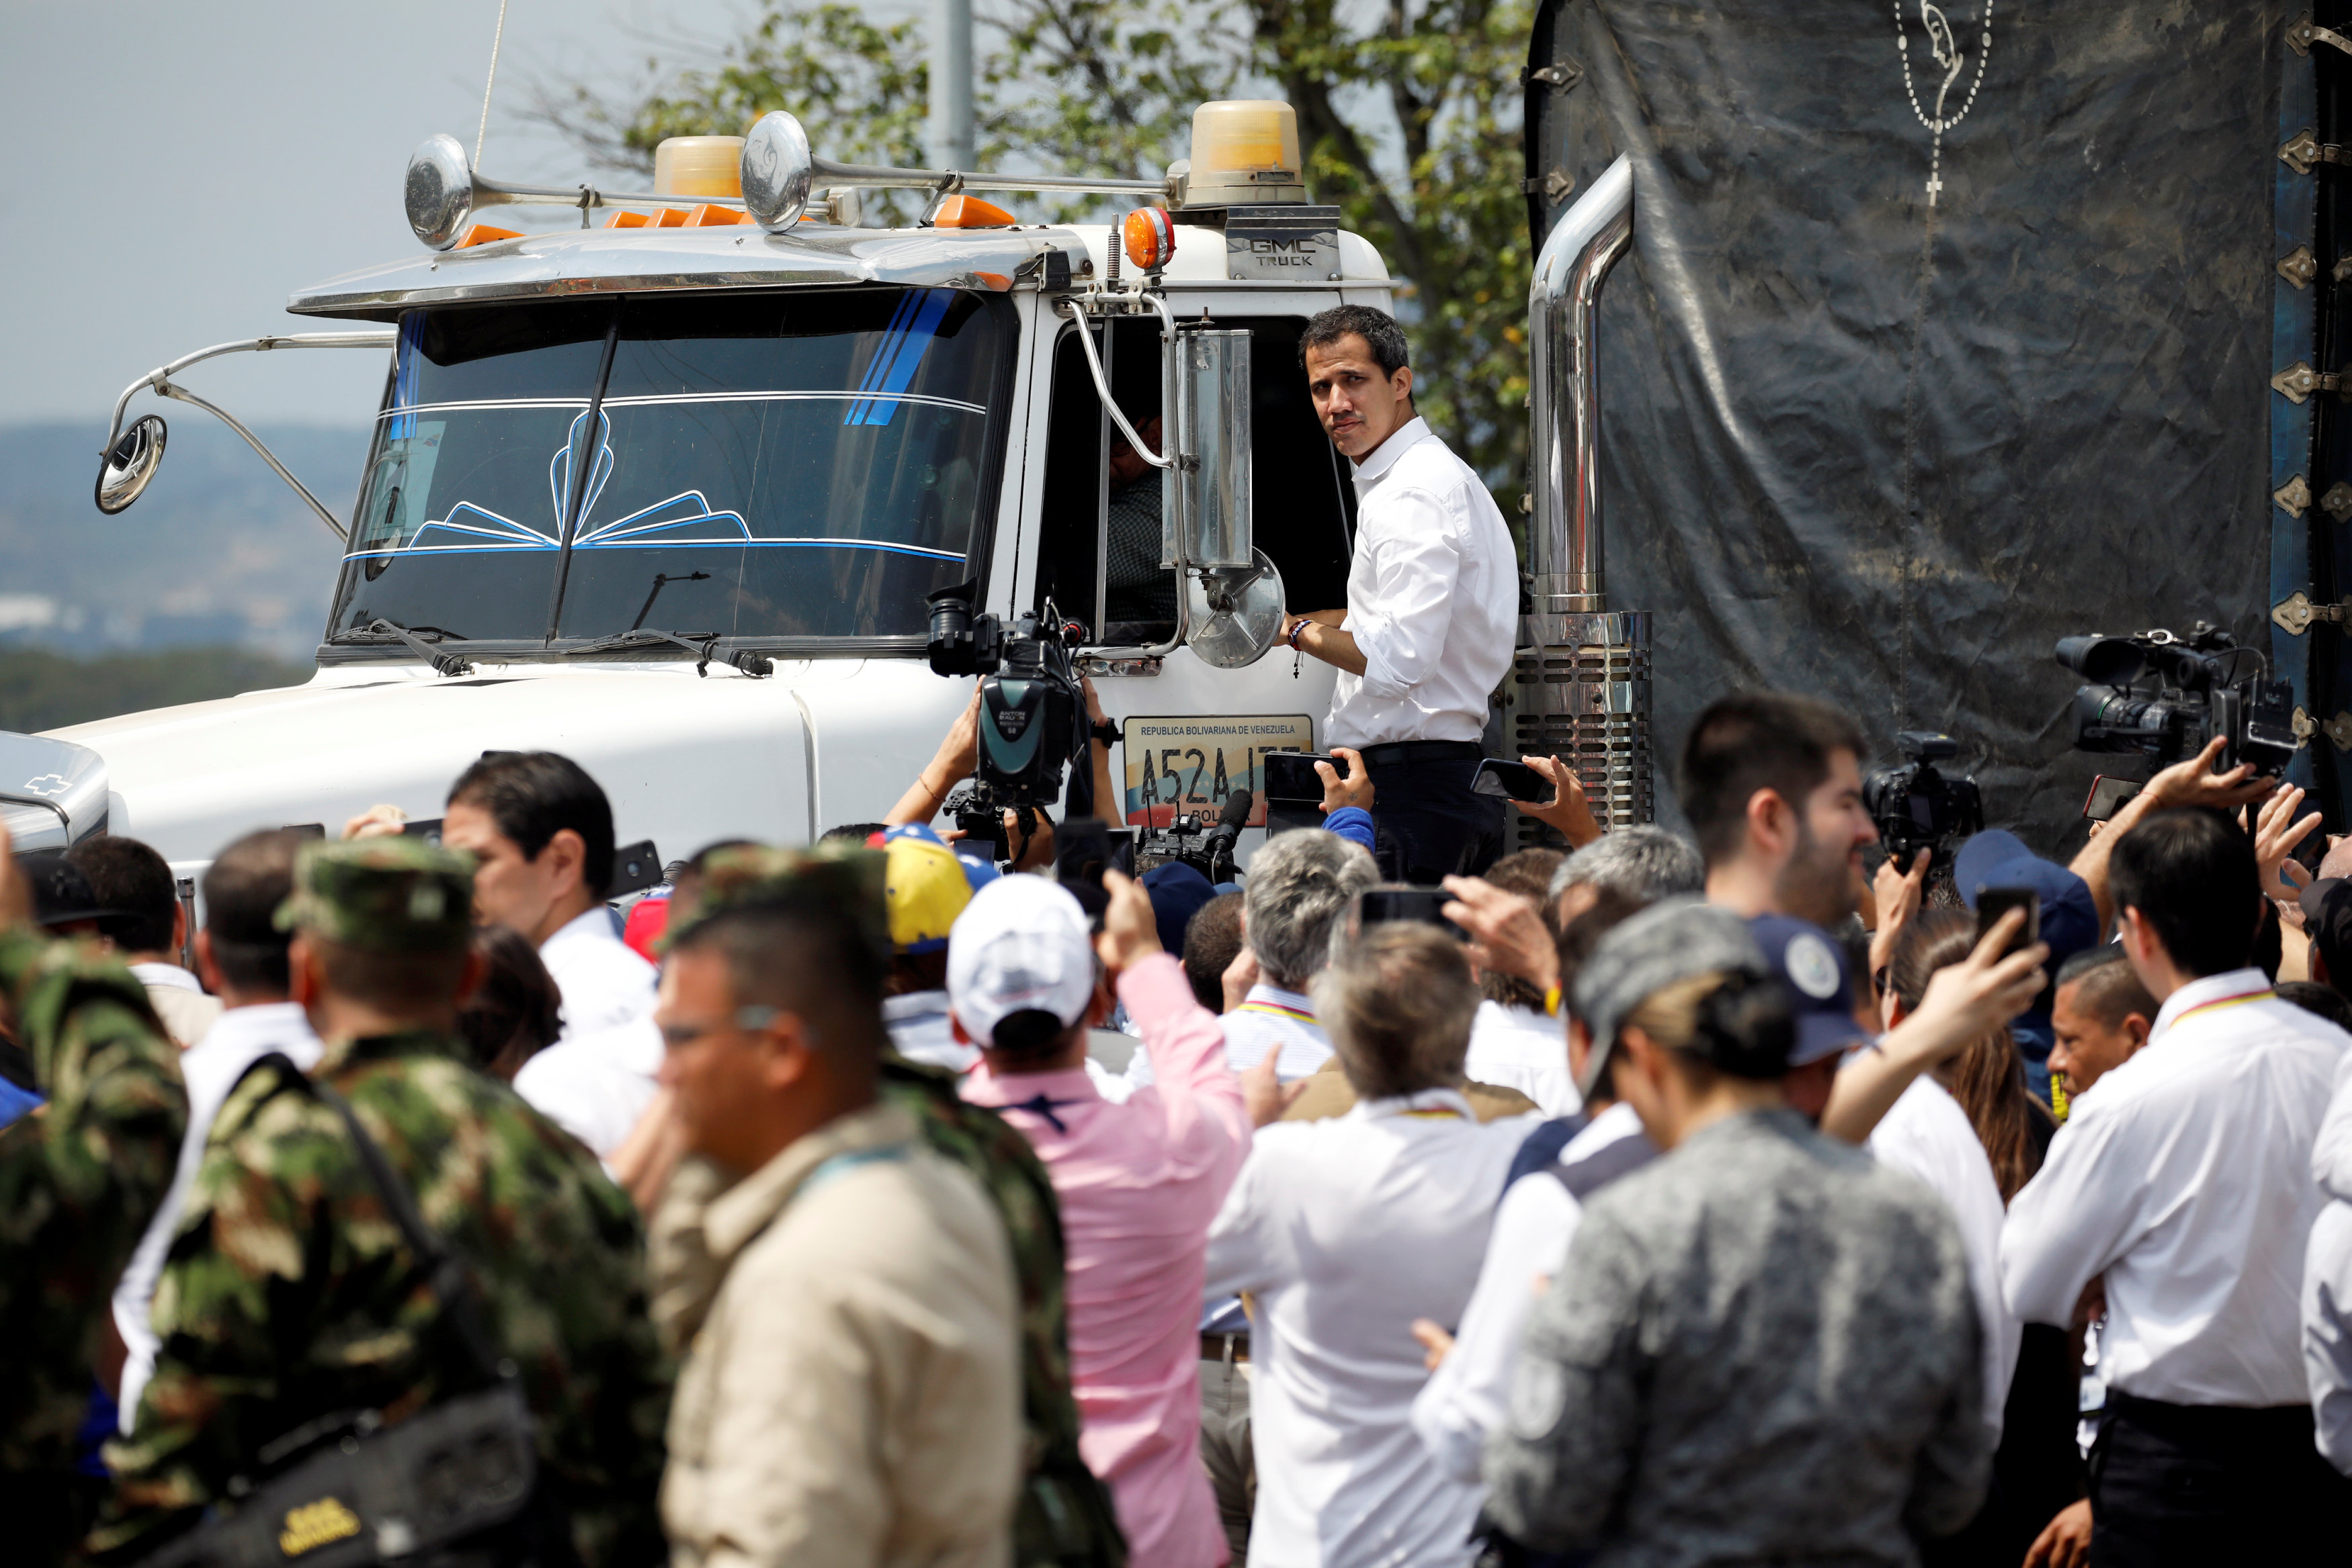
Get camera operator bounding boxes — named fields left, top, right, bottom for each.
left=886, top=679, right=1123, bottom=871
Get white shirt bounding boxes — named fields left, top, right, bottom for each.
left=511, top=1016, right=662, bottom=1160
left=112, top=1002, right=323, bottom=1430
left=536, top=905, right=659, bottom=1039
left=1867, top=1074, right=2017, bottom=1440
left=516, top=906, right=662, bottom=1159
left=130, top=960, right=223, bottom=1049
left=1125, top=983, right=1329, bottom=1092
left=2303, top=1051, right=2352, bottom=1472
left=1464, top=1001, right=1581, bottom=1117
left=2004, top=969, right=2349, bottom=1405
left=1204, top=1086, right=1539, bottom=1567
left=1325, top=417, right=1518, bottom=750
left=885, top=990, right=976, bottom=1073
left=1413, top=1102, right=1648, bottom=1482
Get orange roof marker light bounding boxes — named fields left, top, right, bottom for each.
left=686, top=204, right=751, bottom=226
left=933, top=193, right=1017, bottom=229
left=605, top=210, right=653, bottom=229
left=454, top=224, right=522, bottom=249
left=1123, top=207, right=1176, bottom=272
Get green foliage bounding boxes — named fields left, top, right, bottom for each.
left=0, top=646, right=312, bottom=735
left=536, top=0, right=1535, bottom=494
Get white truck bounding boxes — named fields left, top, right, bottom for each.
left=3, top=101, right=1650, bottom=893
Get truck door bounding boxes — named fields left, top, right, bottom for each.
left=1030, top=314, right=1356, bottom=644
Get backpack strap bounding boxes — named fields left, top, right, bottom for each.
left=1499, top=1113, right=1589, bottom=1207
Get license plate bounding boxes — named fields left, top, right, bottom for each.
left=1121, top=714, right=1316, bottom=827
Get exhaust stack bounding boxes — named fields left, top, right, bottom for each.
left=1515, top=154, right=1652, bottom=838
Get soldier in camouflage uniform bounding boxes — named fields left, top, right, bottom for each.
left=95, top=837, right=671, bottom=1565
left=0, top=828, right=189, bottom=1565
left=655, top=846, right=1125, bottom=1568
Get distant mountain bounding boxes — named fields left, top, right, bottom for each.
left=0, top=646, right=313, bottom=734
left=0, top=420, right=370, bottom=661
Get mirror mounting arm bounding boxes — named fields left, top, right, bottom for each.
left=97, top=331, right=397, bottom=539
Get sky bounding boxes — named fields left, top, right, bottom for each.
left=0, top=0, right=778, bottom=428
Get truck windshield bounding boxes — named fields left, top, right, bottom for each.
left=329, top=288, right=1011, bottom=645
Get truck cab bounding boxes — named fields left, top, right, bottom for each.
left=5, top=102, right=1393, bottom=885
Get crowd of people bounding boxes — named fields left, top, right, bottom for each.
left=7, top=687, right=2352, bottom=1568
left=10, top=300, right=2352, bottom=1568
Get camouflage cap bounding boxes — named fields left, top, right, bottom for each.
left=275, top=836, right=477, bottom=953
left=662, top=842, right=888, bottom=960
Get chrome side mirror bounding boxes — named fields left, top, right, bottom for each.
left=741, top=112, right=814, bottom=231
left=405, top=133, right=476, bottom=251
left=95, top=415, right=168, bottom=515
left=1173, top=331, right=1284, bottom=666
left=1174, top=329, right=1254, bottom=568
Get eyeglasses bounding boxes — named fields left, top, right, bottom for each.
left=659, top=1004, right=781, bottom=1049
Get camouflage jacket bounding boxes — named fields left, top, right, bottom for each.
left=880, top=1053, right=1127, bottom=1568
left=95, top=1027, right=673, bottom=1567
left=0, top=927, right=187, bottom=1479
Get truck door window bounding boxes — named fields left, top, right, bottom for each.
left=332, top=287, right=1014, bottom=647
left=1032, top=312, right=1353, bottom=643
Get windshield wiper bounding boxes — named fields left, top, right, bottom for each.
left=341, top=618, right=476, bottom=677
left=568, top=628, right=771, bottom=679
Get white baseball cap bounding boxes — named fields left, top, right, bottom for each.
left=948, top=873, right=1097, bottom=1045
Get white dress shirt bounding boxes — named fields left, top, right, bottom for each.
left=1413, top=1102, right=1648, bottom=1483
left=2005, top=969, right=2349, bottom=1406
left=1325, top=417, right=1518, bottom=750
left=1124, top=982, right=1329, bottom=1092
left=2304, top=1051, right=2352, bottom=1472
left=1204, top=1086, right=1539, bottom=1567
left=129, top=960, right=224, bottom=1049
left=886, top=989, right=976, bottom=1073
left=1867, top=1074, right=2017, bottom=1440
left=112, top=1001, right=323, bottom=1430
left=514, top=905, right=662, bottom=1158
left=1464, top=1001, right=1581, bottom=1117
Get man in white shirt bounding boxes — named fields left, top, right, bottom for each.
left=1280, top=305, right=1517, bottom=883
left=440, top=751, right=659, bottom=1158
left=68, top=836, right=222, bottom=1049
left=2003, top=808, right=2352, bottom=1563
left=110, top=828, right=323, bottom=1429
left=1204, top=921, right=1537, bottom=1567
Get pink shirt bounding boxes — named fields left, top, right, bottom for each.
left=962, top=953, right=1250, bottom=1568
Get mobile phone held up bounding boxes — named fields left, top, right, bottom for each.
left=1261, top=750, right=1339, bottom=803
left=1471, top=758, right=1552, bottom=803
left=1974, top=885, right=2040, bottom=961
left=1357, top=884, right=1467, bottom=941
left=2081, top=775, right=2142, bottom=823
left=1054, top=818, right=1117, bottom=924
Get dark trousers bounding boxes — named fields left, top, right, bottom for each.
left=2087, top=1391, right=2352, bottom=1566
left=1357, top=742, right=1505, bottom=884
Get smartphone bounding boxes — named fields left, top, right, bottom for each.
left=1357, top=884, right=1466, bottom=940
left=397, top=817, right=444, bottom=844
left=608, top=838, right=665, bottom=897
left=1471, top=757, right=1552, bottom=803
left=1055, top=818, right=1115, bottom=923
left=2083, top=775, right=2142, bottom=822
left=1974, top=885, right=2041, bottom=960
left=1262, top=750, right=1339, bottom=803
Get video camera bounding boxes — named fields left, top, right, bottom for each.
left=1862, top=732, right=1984, bottom=873
left=927, top=583, right=1092, bottom=861
left=1133, top=790, right=1249, bottom=883
left=2054, top=623, right=2299, bottom=777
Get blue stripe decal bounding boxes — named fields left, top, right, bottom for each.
left=857, top=291, right=955, bottom=429
left=846, top=292, right=922, bottom=425
left=2274, top=34, right=2321, bottom=805
left=387, top=315, right=425, bottom=440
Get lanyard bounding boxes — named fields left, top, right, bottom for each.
left=2167, top=988, right=2273, bottom=1029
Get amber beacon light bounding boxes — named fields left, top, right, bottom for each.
left=1122, top=208, right=1177, bottom=271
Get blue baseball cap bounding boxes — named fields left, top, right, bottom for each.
left=1749, top=914, right=1868, bottom=1067
left=1141, top=860, right=1216, bottom=957
left=1952, top=830, right=2098, bottom=973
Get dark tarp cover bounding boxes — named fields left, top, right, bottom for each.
left=1525, top=0, right=2320, bottom=857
